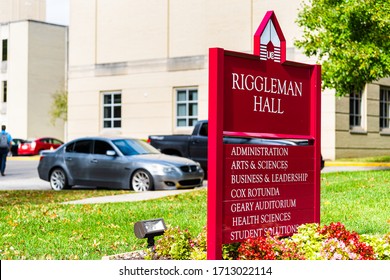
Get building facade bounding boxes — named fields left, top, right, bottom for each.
left=334, top=77, right=390, bottom=159
left=0, top=20, right=67, bottom=140
left=0, top=0, right=67, bottom=141
left=0, top=0, right=46, bottom=23
left=67, top=0, right=390, bottom=160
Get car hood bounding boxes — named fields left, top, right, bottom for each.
left=126, top=153, right=199, bottom=167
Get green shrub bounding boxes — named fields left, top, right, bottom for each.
left=290, top=223, right=323, bottom=259
left=222, top=243, right=240, bottom=260
left=360, top=233, right=390, bottom=260
left=153, top=226, right=192, bottom=260
left=189, top=226, right=207, bottom=260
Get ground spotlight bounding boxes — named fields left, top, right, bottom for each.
left=134, top=218, right=166, bottom=248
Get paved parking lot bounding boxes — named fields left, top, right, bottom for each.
left=0, top=158, right=50, bottom=190
left=1, top=157, right=390, bottom=191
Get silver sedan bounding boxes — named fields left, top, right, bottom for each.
left=37, top=137, right=204, bottom=191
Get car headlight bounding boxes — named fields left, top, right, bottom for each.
left=163, top=166, right=175, bottom=173
left=195, top=162, right=202, bottom=171
left=151, top=164, right=176, bottom=174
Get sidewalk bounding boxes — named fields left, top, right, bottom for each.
left=62, top=187, right=206, bottom=205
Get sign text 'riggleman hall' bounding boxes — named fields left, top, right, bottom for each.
left=207, top=11, right=321, bottom=260
left=232, top=73, right=304, bottom=114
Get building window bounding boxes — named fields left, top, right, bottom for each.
left=103, top=91, right=121, bottom=128
left=2, top=81, right=6, bottom=103
left=2, top=40, right=7, bottom=61
left=349, top=89, right=363, bottom=129
left=380, top=87, right=390, bottom=131
left=176, top=88, right=198, bottom=127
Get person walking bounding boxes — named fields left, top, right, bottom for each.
left=0, top=125, right=12, bottom=176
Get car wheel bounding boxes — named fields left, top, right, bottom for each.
left=131, top=169, right=154, bottom=192
left=50, top=168, right=69, bottom=191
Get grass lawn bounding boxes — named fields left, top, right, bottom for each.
left=321, top=171, right=390, bottom=234
left=0, top=170, right=389, bottom=260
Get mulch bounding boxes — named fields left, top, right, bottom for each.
left=104, top=250, right=171, bottom=260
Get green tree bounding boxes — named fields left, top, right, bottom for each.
left=50, top=89, right=68, bottom=125
left=295, top=0, right=390, bottom=96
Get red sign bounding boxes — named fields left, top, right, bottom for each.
left=207, top=11, right=321, bottom=260
left=223, top=55, right=313, bottom=137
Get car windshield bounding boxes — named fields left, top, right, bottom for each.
left=112, top=139, right=160, bottom=156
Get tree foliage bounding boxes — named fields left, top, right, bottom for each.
left=50, top=89, right=68, bottom=125
left=295, top=0, right=390, bottom=96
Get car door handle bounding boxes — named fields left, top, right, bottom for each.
left=65, top=157, right=72, bottom=161
left=91, top=159, right=98, bottom=164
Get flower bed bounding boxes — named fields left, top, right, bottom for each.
left=143, top=222, right=390, bottom=260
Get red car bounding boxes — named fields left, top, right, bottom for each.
left=18, top=137, right=64, bottom=156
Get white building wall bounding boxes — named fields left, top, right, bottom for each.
left=7, top=21, right=29, bottom=137
left=27, top=21, right=67, bottom=139
left=68, top=0, right=360, bottom=160
left=321, top=89, right=336, bottom=161
left=169, top=0, right=253, bottom=56
left=0, top=0, right=46, bottom=23
left=6, top=21, right=66, bottom=140
left=68, top=0, right=96, bottom=67
left=96, top=0, right=168, bottom=63
left=68, top=57, right=208, bottom=140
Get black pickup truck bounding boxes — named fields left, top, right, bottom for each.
left=147, top=120, right=311, bottom=174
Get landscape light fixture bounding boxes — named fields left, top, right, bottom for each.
left=134, top=218, right=166, bottom=248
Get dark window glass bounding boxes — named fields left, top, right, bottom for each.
left=380, top=87, right=390, bottom=130
left=94, top=140, right=113, bottom=155
left=349, top=90, right=362, bottom=128
left=73, top=140, right=92, bottom=154
left=3, top=81, right=7, bottom=103
left=65, top=142, right=75, bottom=153
left=2, top=39, right=7, bottom=61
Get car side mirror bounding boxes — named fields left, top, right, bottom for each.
left=106, top=150, right=116, bottom=157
